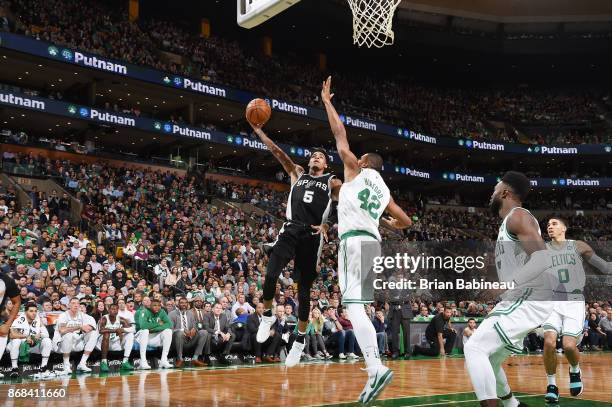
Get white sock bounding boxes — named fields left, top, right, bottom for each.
left=501, top=396, right=519, bottom=407
left=63, top=355, right=70, bottom=367
left=569, top=363, right=580, bottom=373
left=41, top=356, right=49, bottom=367
left=346, top=303, right=381, bottom=369
left=11, top=359, right=17, bottom=368
left=547, top=374, right=556, bottom=386
left=80, top=354, right=89, bottom=365
left=123, top=356, right=129, bottom=363
left=101, top=359, right=107, bottom=363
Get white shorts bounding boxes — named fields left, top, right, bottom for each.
left=543, top=301, right=585, bottom=338
left=468, top=294, right=555, bottom=355
left=96, top=333, right=134, bottom=351
left=338, top=233, right=380, bottom=304
left=135, top=330, right=167, bottom=348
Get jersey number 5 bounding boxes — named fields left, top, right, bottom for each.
left=303, top=190, right=314, bottom=203
left=357, top=188, right=381, bottom=220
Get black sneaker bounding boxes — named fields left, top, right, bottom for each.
left=569, top=370, right=583, bottom=396
left=544, top=384, right=559, bottom=404
left=9, top=368, right=20, bottom=378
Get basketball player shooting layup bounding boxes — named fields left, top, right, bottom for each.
left=247, top=120, right=342, bottom=367
left=321, top=76, right=413, bottom=404
left=465, top=171, right=557, bottom=407
left=542, top=217, right=611, bottom=404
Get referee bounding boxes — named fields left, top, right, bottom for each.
left=386, top=271, right=412, bottom=359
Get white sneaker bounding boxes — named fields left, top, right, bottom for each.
left=34, top=369, right=56, bottom=380
left=304, top=353, right=314, bottom=361
left=58, top=368, right=72, bottom=376
left=77, top=363, right=92, bottom=373
left=358, top=365, right=394, bottom=404
left=159, top=359, right=173, bottom=369
left=139, top=360, right=151, bottom=370
left=285, top=340, right=306, bottom=367
left=347, top=352, right=359, bottom=359
left=324, top=352, right=333, bottom=359
left=338, top=353, right=346, bottom=359
left=256, top=314, right=277, bottom=343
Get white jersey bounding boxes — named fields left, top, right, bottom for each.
left=53, top=310, right=96, bottom=342
left=11, top=313, right=48, bottom=338
left=546, top=240, right=585, bottom=301
left=495, top=207, right=552, bottom=300
left=101, top=315, right=123, bottom=341
left=118, top=310, right=135, bottom=327
left=338, top=168, right=390, bottom=241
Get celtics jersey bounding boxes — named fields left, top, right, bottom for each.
left=11, top=314, right=45, bottom=337
left=495, top=207, right=540, bottom=283
left=338, top=168, right=390, bottom=241
left=546, top=240, right=585, bottom=300
left=102, top=316, right=122, bottom=341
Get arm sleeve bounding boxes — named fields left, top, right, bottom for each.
left=157, top=311, right=172, bottom=331
left=434, top=316, right=445, bottom=334
left=587, top=254, right=612, bottom=274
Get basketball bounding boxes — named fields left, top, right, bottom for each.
left=246, top=98, right=271, bottom=125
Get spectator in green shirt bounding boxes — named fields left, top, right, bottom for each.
left=134, top=298, right=173, bottom=370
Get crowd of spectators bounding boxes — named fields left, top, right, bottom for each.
left=2, top=0, right=611, bottom=145
left=0, top=153, right=609, bottom=375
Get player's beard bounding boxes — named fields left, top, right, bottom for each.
left=489, top=196, right=502, bottom=216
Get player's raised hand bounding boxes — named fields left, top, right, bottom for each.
left=321, top=76, right=334, bottom=104
left=382, top=216, right=403, bottom=230
left=311, top=223, right=329, bottom=242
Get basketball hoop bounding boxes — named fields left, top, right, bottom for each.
left=347, top=0, right=401, bottom=48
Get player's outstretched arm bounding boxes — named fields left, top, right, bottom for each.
left=249, top=122, right=302, bottom=184
left=321, top=76, right=359, bottom=181
left=382, top=197, right=413, bottom=229
left=576, top=240, right=612, bottom=273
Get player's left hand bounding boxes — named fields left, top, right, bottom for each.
left=321, top=76, right=334, bottom=104
left=311, top=224, right=329, bottom=242
left=382, top=216, right=403, bottom=229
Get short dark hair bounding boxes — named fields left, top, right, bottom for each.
left=468, top=318, right=476, bottom=323
left=501, top=171, right=530, bottom=201
left=549, top=217, right=568, bottom=227
left=366, top=153, right=383, bottom=171
left=25, top=302, right=38, bottom=311
left=310, top=148, right=329, bottom=163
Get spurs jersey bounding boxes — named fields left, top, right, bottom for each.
left=338, top=168, right=390, bottom=241
left=547, top=240, right=585, bottom=301
left=100, top=315, right=123, bottom=341
left=11, top=313, right=47, bottom=338
left=286, top=172, right=334, bottom=226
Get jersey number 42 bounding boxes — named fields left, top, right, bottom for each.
left=357, top=188, right=381, bottom=220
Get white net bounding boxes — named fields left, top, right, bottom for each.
left=347, top=0, right=401, bottom=48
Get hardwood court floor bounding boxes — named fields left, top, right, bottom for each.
left=0, top=353, right=610, bottom=406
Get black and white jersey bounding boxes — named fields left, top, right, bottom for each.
left=286, top=172, right=334, bottom=226
left=0, top=273, right=19, bottom=311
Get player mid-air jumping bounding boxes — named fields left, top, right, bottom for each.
left=321, top=76, right=413, bottom=404
left=248, top=119, right=342, bottom=367
left=542, top=217, right=611, bottom=404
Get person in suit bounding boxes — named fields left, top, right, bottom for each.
left=248, top=303, right=281, bottom=363
left=190, top=296, right=207, bottom=331
left=168, top=297, right=209, bottom=368
left=231, top=254, right=248, bottom=273
left=204, top=302, right=235, bottom=364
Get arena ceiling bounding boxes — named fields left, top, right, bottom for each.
left=399, top=0, right=612, bottom=22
